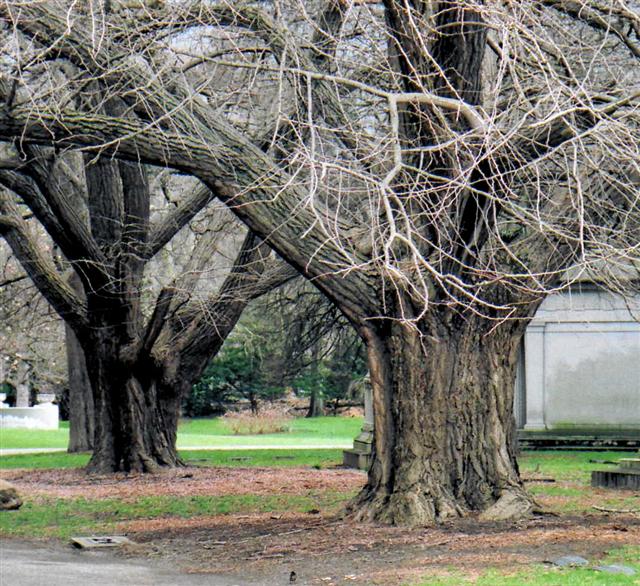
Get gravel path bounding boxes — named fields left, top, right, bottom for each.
left=0, top=539, right=265, bottom=586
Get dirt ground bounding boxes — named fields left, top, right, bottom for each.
left=4, top=466, right=640, bottom=585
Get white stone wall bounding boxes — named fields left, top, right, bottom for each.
left=519, top=286, right=640, bottom=431
left=0, top=404, right=59, bottom=429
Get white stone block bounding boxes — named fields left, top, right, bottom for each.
left=0, top=404, right=59, bottom=429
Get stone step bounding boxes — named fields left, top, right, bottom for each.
left=591, top=469, right=640, bottom=490
left=618, top=458, right=640, bottom=470
left=353, top=439, right=373, bottom=453
left=342, top=449, right=371, bottom=471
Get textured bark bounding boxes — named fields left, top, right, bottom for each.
left=82, top=233, right=281, bottom=473
left=86, top=333, right=181, bottom=474
left=66, top=323, right=94, bottom=453
left=351, top=308, right=535, bottom=526
left=66, top=271, right=94, bottom=453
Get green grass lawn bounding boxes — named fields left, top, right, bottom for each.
left=0, top=490, right=352, bottom=539
left=2, top=448, right=636, bottom=519
left=0, top=448, right=346, bottom=470
left=177, top=415, right=362, bottom=447
left=519, top=451, right=640, bottom=514
left=518, top=450, right=634, bottom=484
left=0, top=416, right=362, bottom=450
left=0, top=421, right=70, bottom=449
left=182, top=448, right=344, bottom=468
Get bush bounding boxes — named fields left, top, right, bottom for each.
left=183, top=340, right=284, bottom=417
left=220, top=406, right=292, bottom=435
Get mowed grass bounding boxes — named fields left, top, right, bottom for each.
left=0, top=416, right=362, bottom=450
left=177, top=415, right=362, bottom=447
left=414, top=546, right=640, bottom=585
left=0, top=421, right=70, bottom=449
left=182, top=448, right=344, bottom=468
left=0, top=452, right=90, bottom=469
left=0, top=448, right=345, bottom=470
left=518, top=450, right=635, bottom=483
left=0, top=491, right=354, bottom=540
left=0, top=435, right=352, bottom=539
left=518, top=451, right=640, bottom=514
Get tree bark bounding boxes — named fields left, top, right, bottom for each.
left=66, top=322, right=94, bottom=452
left=66, top=272, right=94, bottom=453
left=86, top=332, right=182, bottom=473
left=352, top=310, right=535, bottom=526
left=306, top=388, right=324, bottom=418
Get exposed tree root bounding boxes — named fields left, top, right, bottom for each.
left=348, top=484, right=540, bottom=526
left=85, top=451, right=184, bottom=474
left=478, top=488, right=536, bottom=521
left=347, top=486, right=465, bottom=526
left=593, top=505, right=640, bottom=514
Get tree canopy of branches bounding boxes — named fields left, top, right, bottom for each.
left=0, top=0, right=638, bottom=523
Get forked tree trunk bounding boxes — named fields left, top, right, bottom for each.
left=352, top=311, right=534, bottom=526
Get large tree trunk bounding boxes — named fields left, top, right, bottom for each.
left=66, top=269, right=94, bottom=452
left=352, top=311, right=534, bottom=526
left=85, top=330, right=182, bottom=474
left=87, top=374, right=182, bottom=474
left=66, top=323, right=94, bottom=452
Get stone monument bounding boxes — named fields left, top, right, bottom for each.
left=343, top=377, right=374, bottom=470
left=0, top=390, right=59, bottom=429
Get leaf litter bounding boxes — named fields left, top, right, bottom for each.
left=2, top=465, right=639, bottom=585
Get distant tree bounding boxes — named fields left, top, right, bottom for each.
left=185, top=338, right=278, bottom=416
left=0, top=147, right=294, bottom=472
left=185, top=282, right=366, bottom=418
left=242, top=281, right=366, bottom=416
left=0, top=245, right=66, bottom=406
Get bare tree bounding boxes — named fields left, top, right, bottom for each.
left=0, top=1, right=638, bottom=523
left=0, top=143, right=295, bottom=472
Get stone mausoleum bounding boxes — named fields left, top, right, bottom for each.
left=516, top=284, right=640, bottom=446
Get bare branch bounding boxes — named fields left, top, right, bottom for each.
left=147, top=183, right=216, bottom=258
left=0, top=189, right=88, bottom=333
